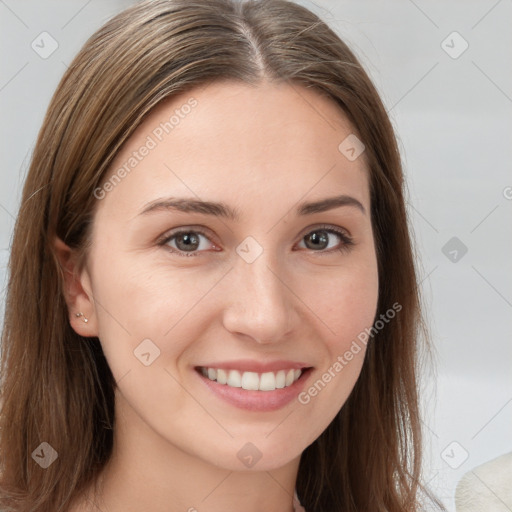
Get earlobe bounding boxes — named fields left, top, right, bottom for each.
left=53, top=236, right=98, bottom=337
left=75, top=312, right=89, bottom=324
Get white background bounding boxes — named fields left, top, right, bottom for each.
left=1, top=1, right=511, bottom=510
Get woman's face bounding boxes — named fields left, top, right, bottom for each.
left=78, top=80, right=379, bottom=471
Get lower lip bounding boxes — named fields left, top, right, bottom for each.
left=195, top=367, right=313, bottom=412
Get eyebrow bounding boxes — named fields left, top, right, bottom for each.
left=138, top=194, right=366, bottom=221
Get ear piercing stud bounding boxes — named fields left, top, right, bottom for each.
left=75, top=312, right=89, bottom=323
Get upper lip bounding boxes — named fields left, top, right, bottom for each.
left=195, top=359, right=312, bottom=373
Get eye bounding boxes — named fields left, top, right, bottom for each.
left=158, top=224, right=354, bottom=258
left=296, top=224, right=354, bottom=255
left=159, top=228, right=216, bottom=257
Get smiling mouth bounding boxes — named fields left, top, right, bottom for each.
left=195, top=366, right=313, bottom=391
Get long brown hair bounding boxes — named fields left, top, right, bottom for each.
left=0, top=0, right=446, bottom=510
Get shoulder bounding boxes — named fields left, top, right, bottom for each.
left=455, top=451, right=512, bottom=511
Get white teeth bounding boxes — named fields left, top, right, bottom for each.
left=227, top=369, right=242, bottom=387
left=200, top=366, right=303, bottom=391
left=216, top=368, right=228, bottom=384
left=275, top=370, right=286, bottom=389
left=241, top=371, right=259, bottom=390
left=259, top=372, right=276, bottom=391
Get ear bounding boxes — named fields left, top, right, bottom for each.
left=53, top=236, right=98, bottom=337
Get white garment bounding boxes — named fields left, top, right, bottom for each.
left=293, top=488, right=307, bottom=512
left=455, top=451, right=512, bottom=512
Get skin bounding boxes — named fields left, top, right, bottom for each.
left=56, top=80, right=379, bottom=512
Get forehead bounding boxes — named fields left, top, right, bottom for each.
left=97, top=80, right=370, bottom=222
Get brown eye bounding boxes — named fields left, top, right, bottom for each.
left=161, top=229, right=214, bottom=257
left=303, top=230, right=330, bottom=250
left=173, top=232, right=201, bottom=252
left=298, top=226, right=354, bottom=254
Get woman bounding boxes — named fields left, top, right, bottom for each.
left=0, top=0, right=446, bottom=510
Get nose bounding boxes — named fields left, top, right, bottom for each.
left=221, top=252, right=296, bottom=345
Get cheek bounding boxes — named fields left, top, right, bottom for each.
left=88, top=255, right=216, bottom=422
left=88, top=248, right=211, bottom=376
left=300, top=254, right=379, bottom=352
left=293, top=258, right=378, bottom=435
left=329, top=274, right=379, bottom=352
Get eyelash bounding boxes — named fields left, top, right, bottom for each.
left=158, top=224, right=354, bottom=258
